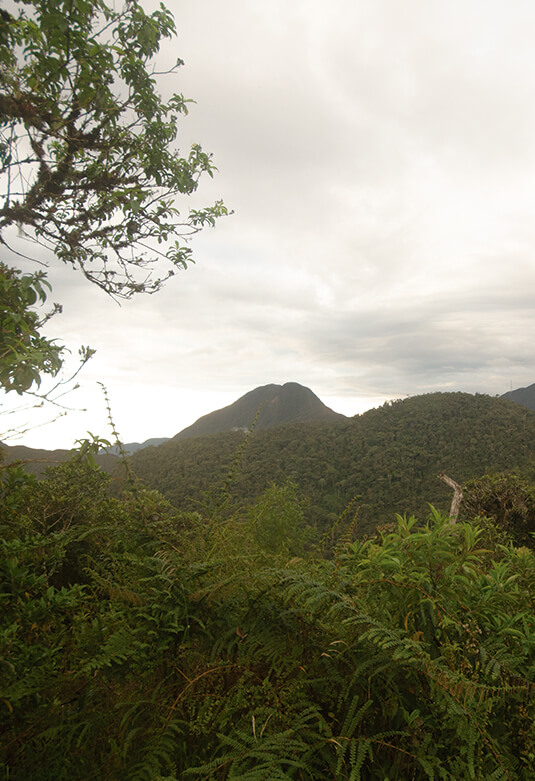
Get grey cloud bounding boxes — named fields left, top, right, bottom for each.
left=6, top=0, right=535, bottom=447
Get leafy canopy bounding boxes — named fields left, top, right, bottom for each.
left=0, top=0, right=227, bottom=299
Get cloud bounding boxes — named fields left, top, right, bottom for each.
left=4, top=0, right=535, bottom=447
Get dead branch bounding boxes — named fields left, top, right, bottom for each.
left=439, top=472, right=463, bottom=523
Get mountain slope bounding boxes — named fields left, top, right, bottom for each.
left=173, top=382, right=347, bottom=440
left=501, top=382, right=535, bottom=411
left=129, top=392, right=535, bottom=535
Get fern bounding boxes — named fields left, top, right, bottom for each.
left=333, top=693, right=373, bottom=778
left=185, top=713, right=318, bottom=780
left=128, top=721, right=183, bottom=781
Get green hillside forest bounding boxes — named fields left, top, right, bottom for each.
left=128, top=392, right=535, bottom=537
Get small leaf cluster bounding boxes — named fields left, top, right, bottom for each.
left=463, top=471, right=535, bottom=548
left=0, top=262, right=62, bottom=393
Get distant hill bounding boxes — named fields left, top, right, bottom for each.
left=1, top=383, right=344, bottom=467
left=128, top=392, right=535, bottom=536
left=105, top=437, right=170, bottom=456
left=173, top=382, right=347, bottom=441
left=0, top=442, right=117, bottom=477
left=501, top=382, right=535, bottom=411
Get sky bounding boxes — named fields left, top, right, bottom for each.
left=3, top=0, right=535, bottom=449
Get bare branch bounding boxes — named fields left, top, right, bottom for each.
left=439, top=472, right=463, bottom=523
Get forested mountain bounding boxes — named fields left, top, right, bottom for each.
left=1, top=383, right=345, bottom=465
left=173, top=382, right=347, bottom=440
left=129, top=391, right=535, bottom=536
left=502, top=381, right=535, bottom=410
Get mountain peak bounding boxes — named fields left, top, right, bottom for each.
left=173, top=382, right=346, bottom=440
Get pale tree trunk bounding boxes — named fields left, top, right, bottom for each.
left=438, top=472, right=463, bottom=523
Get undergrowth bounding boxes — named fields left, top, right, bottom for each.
left=1, top=454, right=535, bottom=779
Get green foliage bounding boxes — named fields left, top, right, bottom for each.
left=3, top=8, right=535, bottom=775
left=0, top=0, right=227, bottom=407
left=1, top=0, right=227, bottom=299
left=3, top=451, right=535, bottom=779
left=0, top=456, right=36, bottom=516
left=463, top=471, right=535, bottom=548
left=248, top=481, right=306, bottom=555
left=0, top=263, right=63, bottom=393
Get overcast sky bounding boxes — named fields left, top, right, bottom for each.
left=4, top=0, right=535, bottom=449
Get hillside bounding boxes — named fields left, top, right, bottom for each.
left=502, top=381, right=535, bottom=411
left=173, top=382, right=347, bottom=440
left=129, top=392, right=535, bottom=535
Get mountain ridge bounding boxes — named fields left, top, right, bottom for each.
left=112, top=379, right=535, bottom=452
left=5, top=380, right=535, bottom=467
left=129, top=391, right=535, bottom=535
left=173, top=382, right=347, bottom=440
left=1, top=382, right=346, bottom=465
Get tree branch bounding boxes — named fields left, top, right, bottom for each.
left=439, top=472, right=463, bottom=523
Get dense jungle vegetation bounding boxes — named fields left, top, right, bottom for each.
left=129, top=392, right=535, bottom=537
left=3, top=453, right=535, bottom=779
left=4, top=393, right=535, bottom=779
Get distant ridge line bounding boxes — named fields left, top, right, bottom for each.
left=173, top=382, right=347, bottom=441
